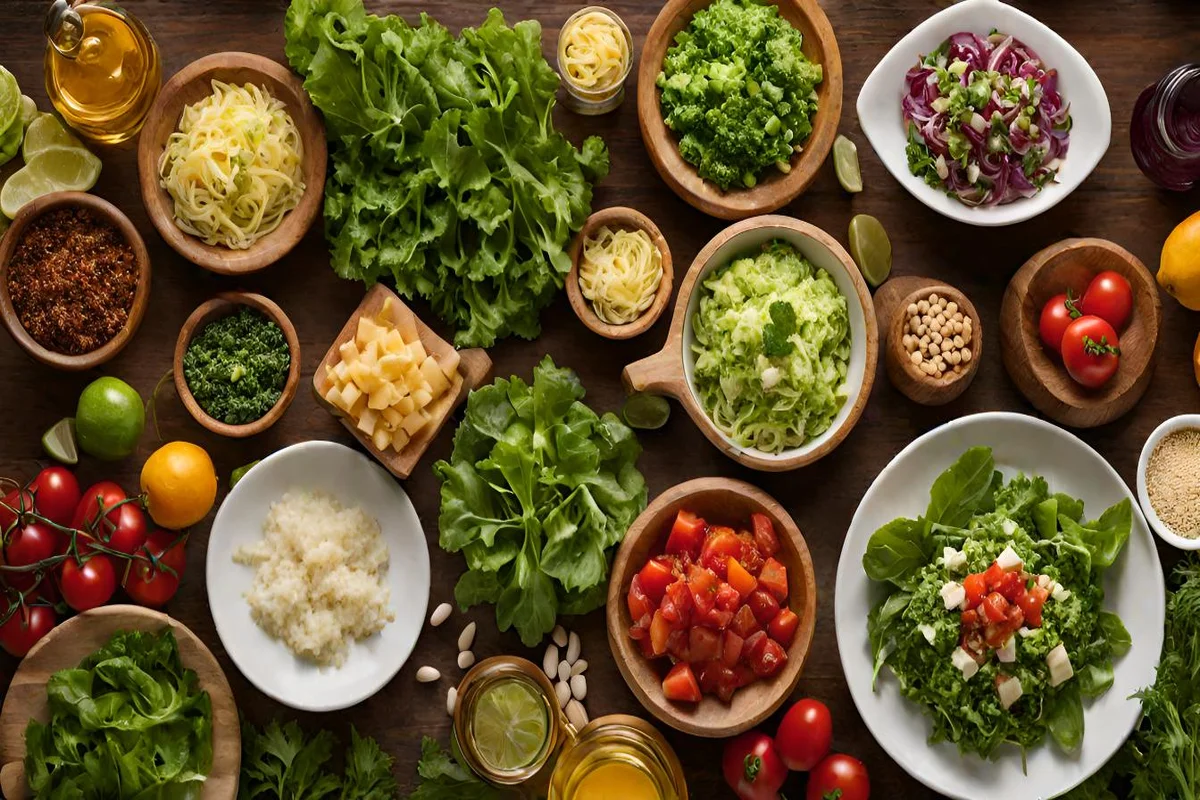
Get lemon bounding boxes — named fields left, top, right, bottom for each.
left=1, top=145, right=101, bottom=218
left=1159, top=211, right=1200, bottom=310
left=76, top=377, right=145, bottom=461
left=848, top=214, right=892, bottom=288
left=22, top=114, right=82, bottom=161
left=833, top=134, right=863, bottom=193
left=471, top=678, right=549, bottom=773
left=141, top=442, right=218, bottom=529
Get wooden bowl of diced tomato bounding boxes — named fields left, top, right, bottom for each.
left=606, top=477, right=817, bottom=737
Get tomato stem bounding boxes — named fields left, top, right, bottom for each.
left=743, top=754, right=762, bottom=782
left=1064, top=288, right=1083, bottom=319
left=1082, top=334, right=1120, bottom=357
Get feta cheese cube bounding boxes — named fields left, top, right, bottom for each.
left=951, top=647, right=979, bottom=680
left=1017, top=626, right=1038, bottom=638
left=996, top=545, right=1023, bottom=572
left=942, top=547, right=967, bottom=573
left=918, top=624, right=936, bottom=645
left=1001, top=519, right=1018, bottom=536
left=997, top=676, right=1023, bottom=710
left=996, top=636, right=1016, bottom=663
left=1051, top=582, right=1072, bottom=602
left=1047, top=643, right=1074, bottom=687
left=940, top=581, right=966, bottom=610
left=1036, top=574, right=1052, bottom=589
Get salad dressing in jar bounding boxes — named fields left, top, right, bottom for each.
left=1130, top=64, right=1200, bottom=191
left=454, top=656, right=688, bottom=800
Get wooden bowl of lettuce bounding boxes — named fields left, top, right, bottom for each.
left=638, top=0, right=843, bottom=220
left=0, top=605, right=239, bottom=799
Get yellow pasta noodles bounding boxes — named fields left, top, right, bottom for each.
left=579, top=225, right=663, bottom=325
left=559, top=10, right=630, bottom=93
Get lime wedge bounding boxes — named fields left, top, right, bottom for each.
left=2, top=146, right=102, bottom=218
left=471, top=678, right=549, bottom=773
left=0, top=67, right=19, bottom=135
left=23, top=114, right=82, bottom=161
left=622, top=393, right=671, bottom=430
left=230, top=460, right=261, bottom=490
left=19, top=96, right=36, bottom=129
left=42, top=418, right=78, bottom=465
left=848, top=214, right=892, bottom=288
left=1, top=167, right=53, bottom=219
left=834, top=134, right=863, bottom=193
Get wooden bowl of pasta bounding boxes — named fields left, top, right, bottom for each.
left=566, top=207, right=674, bottom=340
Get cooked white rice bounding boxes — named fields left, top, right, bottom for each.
left=233, top=489, right=394, bottom=666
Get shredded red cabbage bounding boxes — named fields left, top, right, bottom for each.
left=902, top=31, right=1072, bottom=207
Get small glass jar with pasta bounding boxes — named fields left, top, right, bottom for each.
left=557, top=7, right=634, bottom=115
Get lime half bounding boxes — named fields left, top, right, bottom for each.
left=834, top=134, right=863, bottom=193
left=622, top=393, right=671, bottom=430
left=23, top=114, right=82, bottom=161
left=0, top=67, right=19, bottom=136
left=471, top=678, right=549, bottom=773
left=42, top=418, right=78, bottom=465
left=848, top=214, right=892, bottom=288
left=2, top=145, right=101, bottom=218
left=230, top=460, right=261, bottom=490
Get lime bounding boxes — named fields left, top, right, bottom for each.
left=230, top=459, right=261, bottom=490
left=1, top=145, right=101, bottom=218
left=0, top=167, right=52, bottom=219
left=22, top=114, right=82, bottom=161
left=0, top=67, right=19, bottom=135
left=75, top=377, right=145, bottom=461
left=834, top=134, right=863, bottom=193
left=848, top=214, right=892, bottom=288
left=622, top=393, right=671, bottom=430
left=42, top=417, right=78, bottom=465
left=19, top=96, right=36, bottom=129
left=471, top=678, right=549, bottom=773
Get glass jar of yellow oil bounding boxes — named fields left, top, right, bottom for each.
left=453, top=656, right=688, bottom=800
left=43, top=0, right=161, bottom=143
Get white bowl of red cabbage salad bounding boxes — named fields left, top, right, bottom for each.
left=856, top=0, right=1110, bottom=227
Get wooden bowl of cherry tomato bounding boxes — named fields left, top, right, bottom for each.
left=1000, top=237, right=1161, bottom=428
left=605, top=477, right=817, bottom=738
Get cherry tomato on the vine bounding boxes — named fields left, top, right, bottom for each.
left=0, top=487, right=35, bottom=533
left=806, top=753, right=870, bottom=800
left=0, top=602, right=56, bottom=657
left=81, top=502, right=148, bottom=556
left=59, top=555, right=117, bottom=611
left=71, top=481, right=127, bottom=533
left=4, top=522, right=59, bottom=592
left=1080, top=270, right=1133, bottom=331
left=30, top=467, right=80, bottom=528
left=1038, top=292, right=1080, bottom=354
left=723, top=731, right=788, bottom=800
left=1061, top=315, right=1121, bottom=389
left=775, top=698, right=833, bottom=772
left=123, top=530, right=187, bottom=607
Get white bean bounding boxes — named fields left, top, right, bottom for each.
left=570, top=674, right=587, bottom=701
left=416, top=666, right=440, bottom=683
left=566, top=699, right=589, bottom=729
left=555, top=681, right=571, bottom=709
left=446, top=686, right=458, bottom=716
left=558, top=660, right=571, bottom=682
left=429, top=603, right=452, bottom=627
left=458, top=622, right=477, bottom=652
left=458, top=650, right=476, bottom=669
left=571, top=659, right=588, bottom=676
left=552, top=625, right=568, bottom=648
left=543, top=644, right=559, bottom=678
left=566, top=632, right=582, bottom=664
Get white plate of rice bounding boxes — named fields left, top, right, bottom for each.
left=207, top=440, right=429, bottom=711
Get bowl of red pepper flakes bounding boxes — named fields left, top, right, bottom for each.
left=0, top=192, right=151, bottom=371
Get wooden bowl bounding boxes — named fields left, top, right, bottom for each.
left=622, top=215, right=877, bottom=471
left=1000, top=238, right=1161, bottom=428
left=876, top=276, right=982, bottom=406
left=312, top=284, right=493, bottom=480
left=638, top=0, right=843, bottom=220
left=174, top=291, right=301, bottom=437
left=566, top=206, right=674, bottom=339
left=606, top=478, right=817, bottom=737
left=0, top=192, right=150, bottom=371
left=137, top=52, right=326, bottom=275
left=0, top=605, right=239, bottom=800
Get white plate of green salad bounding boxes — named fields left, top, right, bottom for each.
left=834, top=412, right=1163, bottom=799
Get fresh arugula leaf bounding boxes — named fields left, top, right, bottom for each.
left=925, top=446, right=996, bottom=528
left=761, top=300, right=797, bottom=357
left=862, top=517, right=933, bottom=589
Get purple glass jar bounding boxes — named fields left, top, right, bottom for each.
left=1130, top=64, right=1200, bottom=191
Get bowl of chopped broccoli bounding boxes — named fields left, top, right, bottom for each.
left=639, top=0, right=843, bottom=220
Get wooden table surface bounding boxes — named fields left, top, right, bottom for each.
left=1, top=0, right=1198, bottom=797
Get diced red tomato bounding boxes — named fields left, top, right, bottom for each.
left=768, top=607, right=800, bottom=647
left=995, top=571, right=1024, bottom=603
left=666, top=510, right=707, bottom=557
left=737, top=532, right=765, bottom=575
left=637, top=558, right=676, bottom=603
left=742, top=631, right=768, bottom=665
left=726, top=557, right=758, bottom=598
left=638, top=633, right=656, bottom=659
left=963, top=573, right=987, bottom=607
left=734, top=664, right=756, bottom=687
left=714, top=582, right=742, bottom=612
left=699, top=661, right=741, bottom=703
left=650, top=611, right=671, bottom=656
left=1017, top=585, right=1049, bottom=627
left=751, top=638, right=788, bottom=677
left=690, top=626, right=723, bottom=663
left=984, top=605, right=1025, bottom=649
left=701, top=527, right=742, bottom=577
left=721, top=629, right=745, bottom=667
left=687, top=566, right=721, bottom=616
left=628, top=575, right=655, bottom=620
left=662, top=663, right=701, bottom=703
left=730, top=605, right=760, bottom=638
left=629, top=613, right=651, bottom=640
left=748, top=589, right=781, bottom=626
left=758, top=557, right=788, bottom=602
left=751, top=513, right=780, bottom=556
left=983, top=562, right=1004, bottom=589
left=981, top=592, right=1009, bottom=623
left=661, top=580, right=692, bottom=627
left=960, top=608, right=979, bottom=627
left=701, top=607, right=734, bottom=629
left=667, top=629, right=690, bottom=662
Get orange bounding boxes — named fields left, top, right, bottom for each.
left=140, top=441, right=217, bottom=529
left=1194, top=331, right=1200, bottom=388
left=1158, top=211, right=1200, bottom=310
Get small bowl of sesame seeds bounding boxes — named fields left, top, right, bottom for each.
left=882, top=280, right=981, bottom=406
left=1137, top=414, right=1200, bottom=551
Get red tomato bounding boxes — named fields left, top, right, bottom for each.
left=1080, top=270, right=1133, bottom=330
left=730, top=605, right=761, bottom=638
left=727, top=557, right=758, bottom=598
left=721, top=629, right=745, bottom=667
left=72, top=481, right=127, bottom=534
left=637, top=558, right=676, bottom=603
left=701, top=527, right=742, bottom=577
left=776, top=699, right=833, bottom=771
left=751, top=638, right=787, bottom=677
left=1017, top=585, right=1049, bottom=627
left=983, top=562, right=1004, bottom=590
left=59, top=555, right=117, bottom=611
left=4, top=522, right=58, bottom=592
left=981, top=592, right=1009, bottom=623
left=30, top=467, right=81, bottom=528
left=737, top=532, right=765, bottom=575
left=689, top=626, right=723, bottom=662
left=751, top=513, right=780, bottom=556
left=1061, top=316, right=1121, bottom=389
left=743, top=631, right=768, bottom=664
left=995, top=571, right=1024, bottom=603
left=660, top=580, right=692, bottom=627
left=806, top=754, right=870, bottom=800
left=748, top=589, right=781, bottom=626
left=666, top=510, right=706, bottom=557
left=649, top=611, right=671, bottom=656
left=0, top=487, right=35, bottom=533
left=123, top=530, right=187, bottom=607
left=628, top=575, right=655, bottom=620
left=666, top=629, right=690, bottom=662
left=758, top=558, right=788, bottom=602
left=723, top=732, right=788, bottom=800
left=768, top=607, right=800, bottom=647
left=687, top=566, right=721, bottom=616
left=629, top=612, right=651, bottom=641
left=662, top=662, right=701, bottom=703
left=715, top=581, right=742, bottom=612
left=1038, top=292, right=1079, bottom=353
left=81, top=502, right=149, bottom=557
left=963, top=572, right=987, bottom=607
left=0, top=602, right=56, bottom=657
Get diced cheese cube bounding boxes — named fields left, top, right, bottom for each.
left=382, top=329, right=406, bottom=354
left=1017, top=626, right=1038, bottom=638
left=404, top=367, right=427, bottom=393
left=340, top=382, right=362, bottom=410
left=339, top=341, right=360, bottom=364
left=324, top=385, right=344, bottom=410
left=377, top=354, right=406, bottom=381
left=996, top=545, right=1023, bottom=572
left=996, top=636, right=1016, bottom=663
left=332, top=360, right=351, bottom=383
left=350, top=363, right=379, bottom=394
left=390, top=430, right=410, bottom=453
left=361, top=341, right=379, bottom=365
left=997, top=676, right=1023, bottom=710
left=368, top=384, right=397, bottom=410
left=381, top=407, right=404, bottom=428
left=420, top=356, right=450, bottom=395
left=356, top=408, right=379, bottom=436
left=348, top=395, right=367, bottom=419
left=395, top=308, right=419, bottom=344
left=1050, top=582, right=1071, bottom=602
left=1036, top=574, right=1052, bottom=589
left=951, top=647, right=979, bottom=680
left=356, top=317, right=382, bottom=347
left=1001, top=519, right=1018, bottom=536
left=396, top=396, right=415, bottom=416
left=1047, top=643, right=1074, bottom=687
left=401, top=409, right=429, bottom=436
left=372, top=426, right=392, bottom=451
left=940, top=581, right=966, bottom=610
left=407, top=340, right=427, bottom=364
left=439, top=349, right=461, bottom=379
left=942, top=547, right=967, bottom=573
left=918, top=624, right=936, bottom=645
left=412, top=388, right=433, bottom=409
